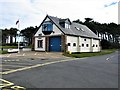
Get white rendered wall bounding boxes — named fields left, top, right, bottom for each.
left=80, top=37, right=91, bottom=52
left=35, top=37, right=45, bottom=51
left=66, top=36, right=78, bottom=52
left=92, top=39, right=100, bottom=52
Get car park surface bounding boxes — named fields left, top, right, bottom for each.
left=0, top=51, right=119, bottom=89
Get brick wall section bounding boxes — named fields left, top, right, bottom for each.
left=45, top=36, right=49, bottom=52
left=61, top=35, right=67, bottom=52
left=32, top=37, right=35, bottom=51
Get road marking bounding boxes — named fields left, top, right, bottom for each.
left=106, top=58, right=109, bottom=60
left=0, top=78, right=26, bottom=89
left=34, top=52, right=37, bottom=55
left=4, top=60, right=7, bottom=62
left=11, top=85, right=26, bottom=90
left=7, top=54, right=11, bottom=57
left=3, top=59, right=20, bottom=62
left=23, top=53, right=25, bottom=56
left=1, top=58, right=87, bottom=75
left=106, top=55, right=116, bottom=61
left=0, top=78, right=14, bottom=88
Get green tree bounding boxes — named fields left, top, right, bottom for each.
left=21, top=26, right=38, bottom=45
left=9, top=28, right=18, bottom=43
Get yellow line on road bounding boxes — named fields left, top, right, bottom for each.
left=0, top=78, right=14, bottom=88
left=1, top=58, right=82, bottom=75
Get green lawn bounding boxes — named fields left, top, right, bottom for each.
left=0, top=46, right=17, bottom=49
left=63, top=49, right=117, bottom=58
left=0, top=50, right=8, bottom=54
left=0, top=46, right=17, bottom=54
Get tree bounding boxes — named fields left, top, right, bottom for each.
left=1, top=28, right=18, bottom=45
left=84, top=18, right=93, bottom=23
left=73, top=19, right=84, bottom=24
left=21, top=26, right=38, bottom=45
left=9, top=28, right=18, bottom=43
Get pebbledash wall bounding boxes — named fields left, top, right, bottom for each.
left=34, top=15, right=101, bottom=53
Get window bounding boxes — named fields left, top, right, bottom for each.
left=86, top=44, right=89, bottom=47
left=75, top=27, right=84, bottom=31
left=84, top=39, right=86, bottom=41
left=93, top=44, right=95, bottom=47
left=42, top=21, right=53, bottom=31
left=68, top=43, right=70, bottom=46
left=65, top=23, right=70, bottom=29
left=73, top=43, right=76, bottom=47
left=38, top=40, right=43, bottom=48
left=82, top=44, right=84, bottom=47
left=96, top=45, right=98, bottom=47
left=60, top=23, right=65, bottom=28
left=75, top=27, right=80, bottom=30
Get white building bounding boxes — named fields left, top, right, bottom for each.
left=34, top=15, right=101, bottom=53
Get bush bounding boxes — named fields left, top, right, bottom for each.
left=101, top=40, right=120, bottom=49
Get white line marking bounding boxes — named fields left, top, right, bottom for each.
left=23, top=53, right=25, bottom=56
left=4, top=60, right=7, bottom=62
left=106, top=55, right=116, bottom=61
left=34, top=52, right=37, bottom=55
left=7, top=54, right=11, bottom=57
left=16, top=59, right=19, bottom=61
left=106, top=58, right=109, bottom=60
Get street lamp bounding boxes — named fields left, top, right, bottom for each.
left=17, top=30, right=20, bottom=53
left=16, top=19, right=20, bottom=53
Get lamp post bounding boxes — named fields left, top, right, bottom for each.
left=17, top=30, right=20, bottom=53
left=16, top=19, right=20, bottom=53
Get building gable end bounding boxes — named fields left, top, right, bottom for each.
left=34, top=15, right=65, bottom=36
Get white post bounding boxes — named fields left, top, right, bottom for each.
left=17, top=20, right=20, bottom=53
left=18, top=31, right=20, bottom=53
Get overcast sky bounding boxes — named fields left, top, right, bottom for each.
left=0, top=0, right=119, bottom=30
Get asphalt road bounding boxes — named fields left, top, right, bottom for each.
left=2, top=51, right=119, bottom=88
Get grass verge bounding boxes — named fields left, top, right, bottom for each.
left=0, top=50, right=8, bottom=54
left=63, top=49, right=117, bottom=58
left=0, top=46, right=17, bottom=49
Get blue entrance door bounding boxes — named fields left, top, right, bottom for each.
left=49, top=37, right=61, bottom=52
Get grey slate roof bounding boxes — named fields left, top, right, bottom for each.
left=47, top=15, right=100, bottom=39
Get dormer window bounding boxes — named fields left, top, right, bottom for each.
left=59, top=18, right=71, bottom=29
left=42, top=21, right=53, bottom=31
left=65, top=23, right=70, bottom=29
left=42, top=21, right=53, bottom=35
